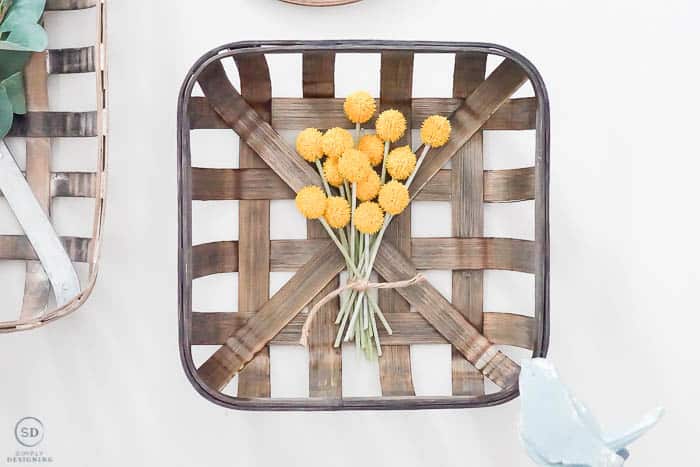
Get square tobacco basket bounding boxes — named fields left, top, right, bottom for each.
left=178, top=40, right=550, bottom=410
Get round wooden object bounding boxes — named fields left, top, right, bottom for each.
left=280, top=0, right=362, bottom=6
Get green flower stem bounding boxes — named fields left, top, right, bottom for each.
left=350, top=182, right=357, bottom=262
left=315, top=159, right=332, bottom=196
left=319, top=218, right=360, bottom=277
left=380, top=140, right=390, bottom=183
left=355, top=122, right=361, bottom=145
left=405, top=145, right=431, bottom=188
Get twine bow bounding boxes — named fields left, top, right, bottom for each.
left=299, top=273, right=426, bottom=347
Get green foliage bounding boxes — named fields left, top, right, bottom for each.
left=0, top=0, right=46, bottom=138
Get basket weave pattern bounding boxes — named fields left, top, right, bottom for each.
left=178, top=41, right=550, bottom=410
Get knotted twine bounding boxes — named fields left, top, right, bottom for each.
left=299, top=273, right=426, bottom=347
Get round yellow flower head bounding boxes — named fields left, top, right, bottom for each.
left=324, top=196, right=351, bottom=229
left=323, top=158, right=344, bottom=188
left=295, top=185, right=327, bottom=220
left=378, top=180, right=410, bottom=215
left=358, top=134, right=384, bottom=166
left=354, top=202, right=385, bottom=235
left=322, top=127, right=354, bottom=159
left=295, top=128, right=324, bottom=162
left=385, top=146, right=417, bottom=180
left=338, top=149, right=371, bottom=183
left=420, top=115, right=451, bottom=147
left=375, top=109, right=407, bottom=143
left=356, top=170, right=381, bottom=202
left=344, top=91, right=376, bottom=124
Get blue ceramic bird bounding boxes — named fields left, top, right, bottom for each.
left=519, top=358, right=663, bottom=466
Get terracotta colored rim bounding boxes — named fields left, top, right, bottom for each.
left=279, top=0, right=362, bottom=6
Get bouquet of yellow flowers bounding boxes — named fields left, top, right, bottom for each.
left=295, top=91, right=452, bottom=359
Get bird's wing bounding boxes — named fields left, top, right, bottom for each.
left=571, top=396, right=603, bottom=436
left=604, top=407, right=664, bottom=451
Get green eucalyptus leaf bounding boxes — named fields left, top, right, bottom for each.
left=0, top=85, right=13, bottom=139
left=0, top=50, right=30, bottom=78
left=1, top=71, right=25, bottom=114
left=0, top=0, right=46, bottom=52
left=0, top=22, right=47, bottom=51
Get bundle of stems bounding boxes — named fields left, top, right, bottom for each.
left=295, top=91, right=452, bottom=359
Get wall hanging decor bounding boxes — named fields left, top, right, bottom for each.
left=0, top=0, right=108, bottom=332
left=178, top=40, right=550, bottom=410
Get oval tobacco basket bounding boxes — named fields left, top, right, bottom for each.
left=178, top=40, right=550, bottom=410
left=0, top=0, right=108, bottom=333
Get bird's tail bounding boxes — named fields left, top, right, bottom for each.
left=604, top=407, right=664, bottom=452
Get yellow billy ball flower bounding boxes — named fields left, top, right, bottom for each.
left=344, top=91, right=376, bottom=124
left=420, top=115, right=451, bottom=147
left=323, top=158, right=344, bottom=188
left=378, top=180, right=410, bottom=215
left=295, top=128, right=324, bottom=162
left=385, top=146, right=417, bottom=180
left=358, top=134, right=384, bottom=166
left=375, top=109, right=407, bottom=143
left=354, top=201, right=385, bottom=235
left=322, top=127, right=354, bottom=159
left=338, top=149, right=371, bottom=183
left=295, top=185, right=327, bottom=220
left=324, top=196, right=351, bottom=229
left=356, top=170, right=381, bottom=202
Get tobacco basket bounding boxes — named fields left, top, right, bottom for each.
left=0, top=0, right=108, bottom=332
left=178, top=40, right=550, bottom=410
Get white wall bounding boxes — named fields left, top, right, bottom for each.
left=1, top=0, right=698, bottom=466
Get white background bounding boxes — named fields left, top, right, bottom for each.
left=1, top=0, right=699, bottom=465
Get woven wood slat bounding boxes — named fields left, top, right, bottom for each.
left=191, top=237, right=535, bottom=278
left=45, top=0, right=97, bottom=9
left=191, top=167, right=535, bottom=202
left=20, top=51, right=53, bottom=319
left=451, top=52, right=487, bottom=395
left=192, top=312, right=535, bottom=349
left=8, top=112, right=97, bottom=137
left=409, top=59, right=529, bottom=199
left=0, top=236, right=91, bottom=262
left=48, top=47, right=96, bottom=74
left=373, top=241, right=519, bottom=389
left=196, top=243, right=346, bottom=391
left=188, top=96, right=536, bottom=131
left=197, top=61, right=321, bottom=193
left=0, top=172, right=96, bottom=198
left=235, top=55, right=272, bottom=398
left=378, top=51, right=415, bottom=396
left=303, top=51, right=342, bottom=398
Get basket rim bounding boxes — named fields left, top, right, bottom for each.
left=177, top=40, right=550, bottom=411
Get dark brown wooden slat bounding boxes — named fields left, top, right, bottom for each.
left=45, top=0, right=97, bottom=9
left=192, top=312, right=535, bottom=349
left=190, top=167, right=534, bottom=202
left=196, top=243, right=345, bottom=391
left=484, top=167, right=535, bottom=202
left=234, top=54, right=272, bottom=398
left=451, top=52, right=487, bottom=396
left=8, top=112, right=97, bottom=137
left=197, top=61, right=321, bottom=193
left=51, top=172, right=96, bottom=197
left=303, top=51, right=342, bottom=399
left=188, top=96, right=536, bottom=131
left=48, top=47, right=95, bottom=74
left=191, top=237, right=535, bottom=276
left=378, top=51, right=415, bottom=397
left=373, top=241, right=520, bottom=389
left=410, top=59, right=529, bottom=199
left=0, top=236, right=91, bottom=262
